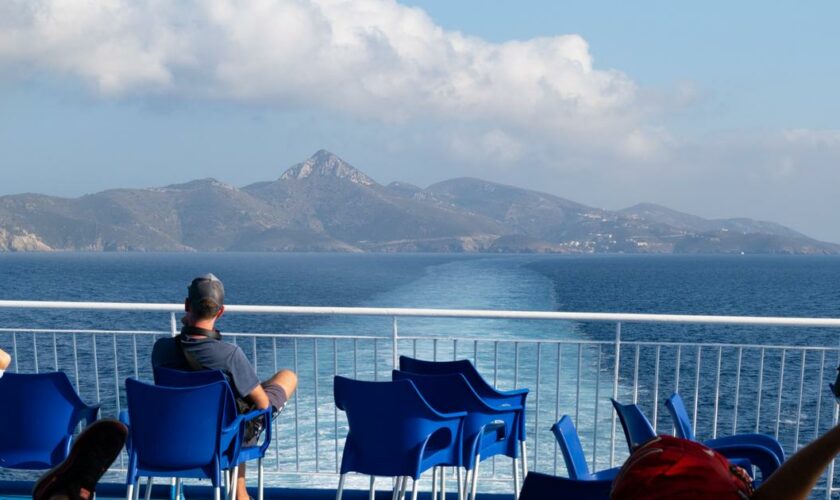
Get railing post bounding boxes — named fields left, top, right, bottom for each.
left=610, top=321, right=621, bottom=467
left=170, top=312, right=178, bottom=337
left=392, top=316, right=399, bottom=369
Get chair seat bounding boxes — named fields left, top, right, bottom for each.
left=588, top=467, right=621, bottom=481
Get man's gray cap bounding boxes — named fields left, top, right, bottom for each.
left=188, top=273, right=225, bottom=307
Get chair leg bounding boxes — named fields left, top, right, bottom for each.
left=133, top=479, right=141, bottom=500
left=145, top=477, right=153, bottom=500
left=463, top=469, right=471, bottom=500
left=175, top=478, right=182, bottom=500
left=520, top=441, right=528, bottom=478
left=431, top=467, right=438, bottom=500
left=229, top=465, right=239, bottom=500
left=470, top=455, right=480, bottom=500
left=369, top=476, right=375, bottom=500
left=258, top=458, right=264, bottom=500
left=126, top=484, right=134, bottom=500
left=399, top=476, right=408, bottom=500
left=457, top=468, right=463, bottom=500
left=391, top=477, right=399, bottom=500
left=512, top=458, right=520, bottom=500
left=411, top=477, right=419, bottom=500
left=214, top=486, right=221, bottom=500
left=336, top=473, right=347, bottom=500
left=441, top=468, right=446, bottom=499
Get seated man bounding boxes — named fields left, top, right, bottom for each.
left=152, top=274, right=297, bottom=500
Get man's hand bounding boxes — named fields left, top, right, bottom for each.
left=248, top=384, right=270, bottom=410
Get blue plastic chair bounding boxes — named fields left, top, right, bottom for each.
left=0, top=371, right=99, bottom=469
left=550, top=415, right=620, bottom=481
left=123, top=378, right=269, bottom=500
left=399, top=356, right=530, bottom=481
left=152, top=367, right=272, bottom=500
left=393, top=370, right=520, bottom=500
left=664, top=393, right=783, bottom=480
left=519, top=471, right=611, bottom=500
left=610, top=399, right=657, bottom=452
left=334, top=376, right=466, bottom=500
left=665, top=392, right=785, bottom=463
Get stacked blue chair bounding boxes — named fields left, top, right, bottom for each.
left=611, top=397, right=780, bottom=481
left=123, top=378, right=270, bottom=500
left=398, top=356, right=530, bottom=489
left=665, top=393, right=785, bottom=462
left=152, top=367, right=272, bottom=500
left=392, top=370, right=521, bottom=500
left=0, top=372, right=99, bottom=470
left=333, top=376, right=466, bottom=500
left=550, top=415, right=620, bottom=482
left=664, top=393, right=783, bottom=480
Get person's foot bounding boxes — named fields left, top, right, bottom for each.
left=33, top=419, right=128, bottom=500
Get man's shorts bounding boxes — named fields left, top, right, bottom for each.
left=262, top=381, right=288, bottom=414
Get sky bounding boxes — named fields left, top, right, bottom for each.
left=1, top=0, right=839, bottom=242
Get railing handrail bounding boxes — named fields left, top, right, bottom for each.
left=1, top=299, right=839, bottom=327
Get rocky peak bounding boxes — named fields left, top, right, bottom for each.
left=280, top=150, right=376, bottom=186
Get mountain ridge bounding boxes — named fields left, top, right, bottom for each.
left=1, top=150, right=836, bottom=254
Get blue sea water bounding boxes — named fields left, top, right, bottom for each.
left=1, top=253, right=838, bottom=348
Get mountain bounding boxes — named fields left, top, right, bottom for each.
left=1, top=150, right=837, bottom=254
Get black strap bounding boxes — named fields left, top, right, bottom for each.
left=175, top=325, right=222, bottom=371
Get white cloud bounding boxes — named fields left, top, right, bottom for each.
left=0, top=0, right=650, bottom=158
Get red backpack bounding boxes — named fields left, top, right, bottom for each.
left=611, top=435, right=754, bottom=499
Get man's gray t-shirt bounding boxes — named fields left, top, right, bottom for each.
left=151, top=335, right=260, bottom=399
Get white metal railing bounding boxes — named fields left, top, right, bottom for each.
left=1, top=300, right=840, bottom=497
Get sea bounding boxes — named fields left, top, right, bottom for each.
left=1, top=253, right=840, bottom=488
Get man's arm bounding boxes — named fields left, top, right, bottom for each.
left=0, top=348, right=10, bottom=371
left=752, top=423, right=840, bottom=500
left=247, top=384, right=270, bottom=410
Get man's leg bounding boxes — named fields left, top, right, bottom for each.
left=238, top=369, right=297, bottom=499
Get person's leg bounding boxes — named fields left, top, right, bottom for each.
left=0, top=347, right=11, bottom=372
left=237, top=369, right=297, bottom=499
left=265, top=368, right=298, bottom=401
left=33, top=419, right=128, bottom=500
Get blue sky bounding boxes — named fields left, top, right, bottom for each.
left=1, top=0, right=839, bottom=242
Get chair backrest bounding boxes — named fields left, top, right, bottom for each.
left=550, top=415, right=591, bottom=480
left=333, top=376, right=457, bottom=477
left=664, top=393, right=695, bottom=440
left=154, top=366, right=227, bottom=387
left=153, top=367, right=237, bottom=422
left=611, top=399, right=656, bottom=452
left=0, top=372, right=89, bottom=468
left=519, top=471, right=611, bottom=500
left=399, top=356, right=497, bottom=401
left=125, top=378, right=228, bottom=470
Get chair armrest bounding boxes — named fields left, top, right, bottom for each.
left=714, top=443, right=781, bottom=478
left=79, top=404, right=101, bottom=427
left=222, top=407, right=273, bottom=460
left=704, top=435, right=785, bottom=462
